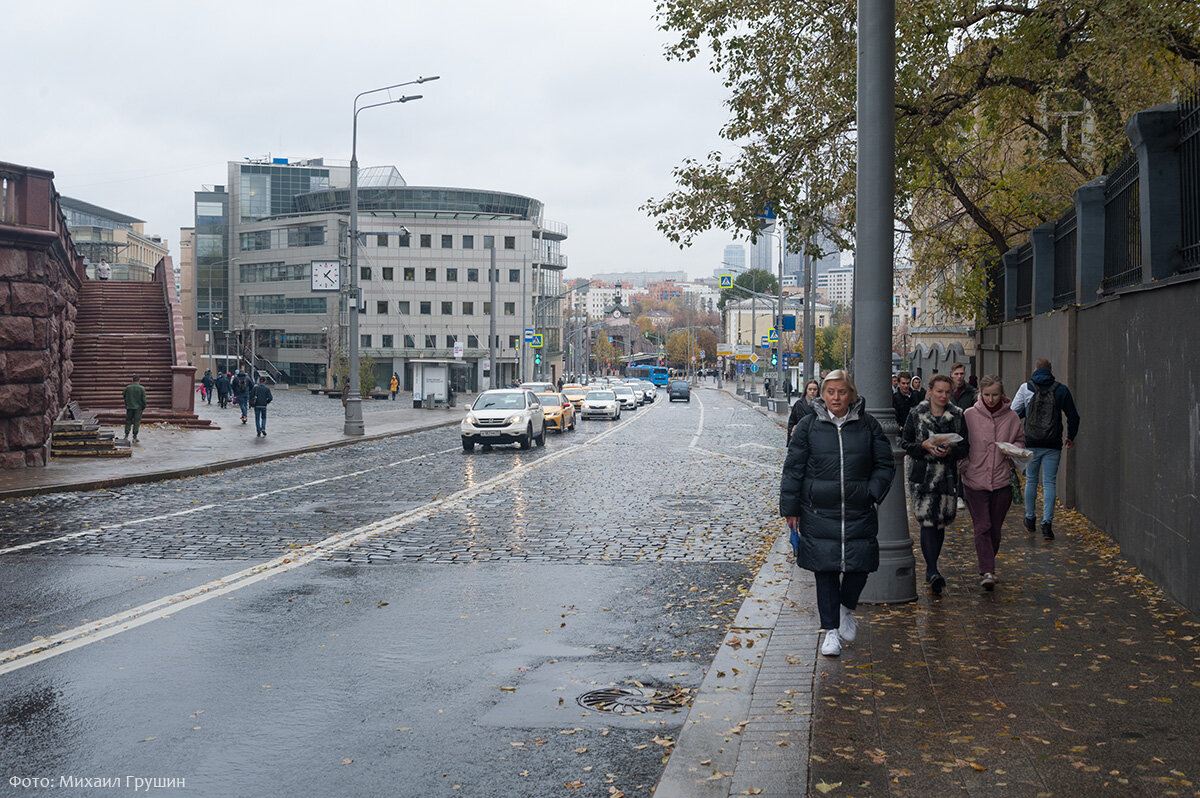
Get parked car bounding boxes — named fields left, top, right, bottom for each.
left=580, top=390, right=621, bottom=420
left=623, top=380, right=647, bottom=404
left=461, top=389, right=545, bottom=451
left=668, top=380, right=691, bottom=402
left=536, top=392, right=576, bottom=432
left=611, top=384, right=639, bottom=411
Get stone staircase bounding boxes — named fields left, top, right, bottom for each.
left=70, top=280, right=215, bottom=428
left=50, top=402, right=130, bottom=458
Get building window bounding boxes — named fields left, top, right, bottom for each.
left=360, top=267, right=371, bottom=280
left=441, top=301, right=453, bottom=315
left=361, top=334, right=371, bottom=347
left=420, top=301, right=431, bottom=315
left=377, top=233, right=388, bottom=247
left=467, top=268, right=479, bottom=282
left=462, top=235, right=474, bottom=249
left=446, top=268, right=458, bottom=282
left=424, top=334, right=436, bottom=348
left=404, top=267, right=415, bottom=281
left=382, top=267, right=393, bottom=280
left=483, top=302, right=491, bottom=315
left=446, top=334, right=456, bottom=348
left=425, top=267, right=437, bottom=281
left=467, top=335, right=479, bottom=348
left=504, top=236, right=516, bottom=250
left=509, top=269, right=520, bottom=283
left=399, top=301, right=410, bottom=315
left=483, top=235, right=495, bottom=249
left=508, top=335, right=518, bottom=348
left=398, top=231, right=411, bottom=247
left=376, top=301, right=388, bottom=314
left=403, top=334, right=415, bottom=348
left=504, top=302, right=515, bottom=316
left=420, top=234, right=432, bottom=248
left=462, top=301, right=474, bottom=315
left=382, top=334, right=393, bottom=348
left=818, top=316, right=825, bottom=327
left=441, top=234, right=453, bottom=249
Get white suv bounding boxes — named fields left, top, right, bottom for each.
left=461, top=390, right=545, bottom=451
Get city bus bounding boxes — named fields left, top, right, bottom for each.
left=624, top=364, right=669, bottom=386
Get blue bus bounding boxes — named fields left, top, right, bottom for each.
left=625, top=364, right=669, bottom=386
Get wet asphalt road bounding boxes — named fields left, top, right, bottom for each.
left=0, top=387, right=784, bottom=797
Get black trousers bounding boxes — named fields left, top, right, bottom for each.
left=814, top=571, right=870, bottom=630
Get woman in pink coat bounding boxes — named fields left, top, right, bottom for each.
left=961, top=375, right=1025, bottom=590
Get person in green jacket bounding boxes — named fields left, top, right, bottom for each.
left=123, top=375, right=147, bottom=442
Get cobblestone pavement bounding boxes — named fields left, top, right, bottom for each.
left=0, top=388, right=784, bottom=565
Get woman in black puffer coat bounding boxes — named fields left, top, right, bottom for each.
left=781, top=371, right=895, bottom=657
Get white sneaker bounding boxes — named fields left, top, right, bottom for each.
left=957, top=498, right=966, bottom=511
left=820, top=629, right=841, bottom=657
left=838, top=605, right=858, bottom=643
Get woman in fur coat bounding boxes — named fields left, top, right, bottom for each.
left=901, top=373, right=969, bottom=594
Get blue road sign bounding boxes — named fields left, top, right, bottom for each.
left=524, top=328, right=535, bottom=342
left=531, top=334, right=544, bottom=348
left=767, top=328, right=778, bottom=343
left=760, top=337, right=770, bottom=349
left=719, top=274, right=733, bottom=288
left=750, top=364, right=759, bottom=373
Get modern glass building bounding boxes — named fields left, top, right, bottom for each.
left=190, top=158, right=568, bottom=390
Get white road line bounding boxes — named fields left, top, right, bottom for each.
left=0, top=403, right=656, bottom=676
left=0, top=447, right=460, bottom=557
left=688, top=389, right=706, bottom=449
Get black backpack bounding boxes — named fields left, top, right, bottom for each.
left=1023, top=381, right=1059, bottom=441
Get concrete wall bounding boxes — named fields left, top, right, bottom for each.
left=977, top=275, right=1200, bottom=612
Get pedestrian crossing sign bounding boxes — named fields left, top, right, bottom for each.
left=719, top=274, right=733, bottom=288
left=531, top=334, right=543, bottom=348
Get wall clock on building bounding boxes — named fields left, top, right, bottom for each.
left=311, top=260, right=341, bottom=292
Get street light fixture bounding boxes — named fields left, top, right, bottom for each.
left=345, top=75, right=439, bottom=436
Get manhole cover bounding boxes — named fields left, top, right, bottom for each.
left=576, top=687, right=690, bottom=715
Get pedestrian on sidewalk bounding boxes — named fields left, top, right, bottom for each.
left=784, top=377, right=793, bottom=400
left=389, top=373, right=399, bottom=400
left=201, top=370, right=215, bottom=405
left=781, top=370, right=895, bottom=658
left=250, top=376, right=273, bottom=437
left=231, top=369, right=253, bottom=425
left=910, top=375, right=926, bottom=403
left=961, top=376, right=1024, bottom=591
left=785, top=379, right=821, bottom=443
left=1011, top=358, right=1080, bottom=540
left=122, top=375, right=146, bottom=443
left=892, top=371, right=920, bottom=429
left=901, top=373, right=969, bottom=594
left=215, top=371, right=230, bottom=408
left=950, top=363, right=977, bottom=510
left=97, top=258, right=111, bottom=280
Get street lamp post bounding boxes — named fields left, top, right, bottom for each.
left=346, top=76, right=438, bottom=435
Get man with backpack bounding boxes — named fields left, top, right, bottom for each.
left=231, top=369, right=254, bottom=425
left=250, top=375, right=273, bottom=437
left=1011, top=359, right=1080, bottom=540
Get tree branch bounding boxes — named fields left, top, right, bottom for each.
left=927, top=147, right=1009, bottom=256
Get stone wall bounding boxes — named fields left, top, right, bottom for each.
left=0, top=163, right=83, bottom=468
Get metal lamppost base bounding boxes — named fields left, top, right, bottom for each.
left=344, top=397, right=365, bottom=436
left=858, top=426, right=916, bottom=604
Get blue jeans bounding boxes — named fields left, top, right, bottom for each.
left=237, top=395, right=249, bottom=418
left=254, top=407, right=267, bottom=434
left=1024, top=447, right=1062, bottom=523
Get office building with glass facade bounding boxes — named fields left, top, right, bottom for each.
left=190, top=158, right=567, bottom=390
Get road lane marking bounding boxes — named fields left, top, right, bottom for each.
left=688, top=389, right=706, bottom=450
left=0, top=403, right=657, bottom=675
left=0, top=447, right=459, bottom=557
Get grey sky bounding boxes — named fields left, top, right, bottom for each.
left=6, top=0, right=747, bottom=281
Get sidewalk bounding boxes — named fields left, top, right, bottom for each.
left=0, top=389, right=470, bottom=500
left=658, top=387, right=1200, bottom=796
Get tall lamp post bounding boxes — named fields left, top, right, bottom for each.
left=346, top=75, right=439, bottom=436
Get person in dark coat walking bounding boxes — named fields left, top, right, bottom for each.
left=950, top=363, right=977, bottom=410
left=902, top=374, right=969, bottom=594
left=1010, top=358, right=1080, bottom=539
left=781, top=370, right=895, bottom=657
left=231, top=369, right=253, bottom=425
left=785, top=379, right=821, bottom=443
left=214, top=371, right=231, bottom=408
left=122, top=375, right=146, bottom=443
left=250, top=376, right=273, bottom=437
left=892, top=371, right=920, bottom=428
left=201, top=370, right=215, bottom=404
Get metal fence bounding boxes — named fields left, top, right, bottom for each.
left=1102, top=150, right=1142, bottom=291
left=1053, top=206, right=1077, bottom=307
left=1014, top=242, right=1033, bottom=316
left=1181, top=81, right=1200, bottom=274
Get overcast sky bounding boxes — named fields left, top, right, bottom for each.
left=5, top=0, right=755, bottom=281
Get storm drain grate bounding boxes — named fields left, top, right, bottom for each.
left=576, top=687, right=690, bottom=715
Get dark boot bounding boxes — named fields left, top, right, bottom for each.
left=1041, top=521, right=1054, bottom=540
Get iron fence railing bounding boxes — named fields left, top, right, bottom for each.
left=1015, top=242, right=1033, bottom=317
left=1181, top=81, right=1200, bottom=274
left=1053, top=207, right=1077, bottom=307
left=1102, top=150, right=1142, bottom=291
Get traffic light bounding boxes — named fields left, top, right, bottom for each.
left=770, top=351, right=778, bottom=367
left=534, top=353, right=542, bottom=366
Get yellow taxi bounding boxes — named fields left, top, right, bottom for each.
left=561, top=384, right=588, bottom=412
left=535, top=392, right=576, bottom=432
